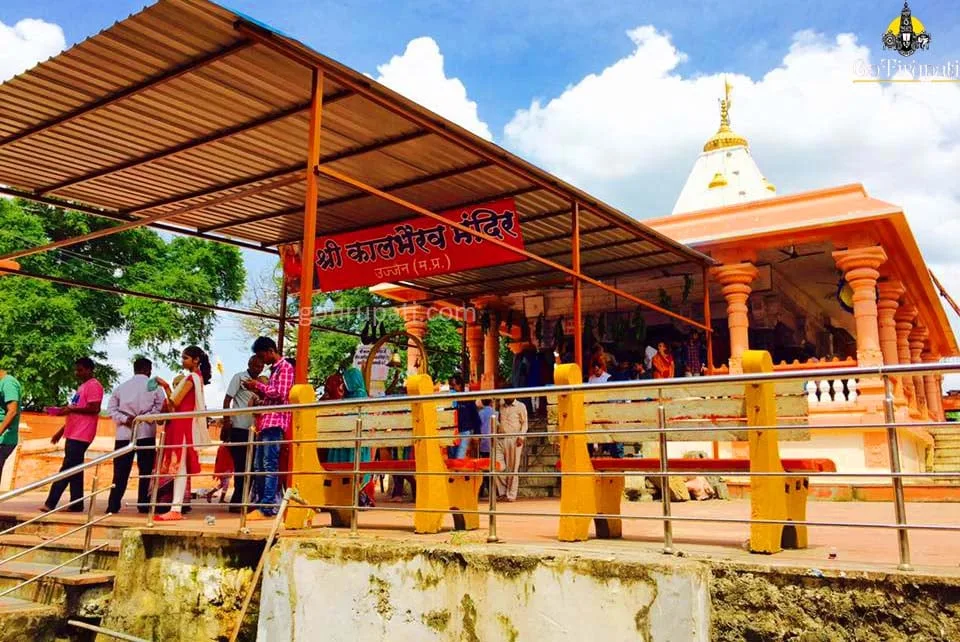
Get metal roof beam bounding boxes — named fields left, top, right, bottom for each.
left=35, top=91, right=354, bottom=195
left=127, top=164, right=303, bottom=215
left=0, top=186, right=277, bottom=255
left=0, top=40, right=254, bottom=150
left=199, top=129, right=439, bottom=232
left=0, top=174, right=301, bottom=263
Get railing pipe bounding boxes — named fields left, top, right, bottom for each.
left=883, top=374, right=912, bottom=571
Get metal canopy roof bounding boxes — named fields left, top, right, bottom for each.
left=0, top=0, right=713, bottom=300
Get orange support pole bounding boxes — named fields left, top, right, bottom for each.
left=572, top=202, right=583, bottom=368
left=277, top=282, right=288, bottom=354
left=703, top=265, right=714, bottom=373
left=295, top=69, right=324, bottom=384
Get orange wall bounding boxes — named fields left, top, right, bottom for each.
left=20, top=412, right=115, bottom=440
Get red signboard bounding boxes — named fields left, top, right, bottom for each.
left=284, top=198, right=525, bottom=292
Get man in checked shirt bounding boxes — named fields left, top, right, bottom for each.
left=243, top=337, right=294, bottom=519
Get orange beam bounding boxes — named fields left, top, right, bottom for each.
left=0, top=174, right=302, bottom=263
left=314, top=165, right=711, bottom=332
left=572, top=201, right=583, bottom=368
left=295, top=70, right=325, bottom=384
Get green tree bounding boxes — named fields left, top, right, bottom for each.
left=0, top=199, right=245, bottom=409
left=424, top=314, right=464, bottom=383
left=239, top=270, right=466, bottom=386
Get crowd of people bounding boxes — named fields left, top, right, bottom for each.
left=0, top=329, right=709, bottom=517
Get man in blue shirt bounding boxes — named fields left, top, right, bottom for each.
left=448, top=375, right=481, bottom=459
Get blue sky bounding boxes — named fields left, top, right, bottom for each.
left=5, top=0, right=958, bottom=135
left=3, top=0, right=960, bottom=400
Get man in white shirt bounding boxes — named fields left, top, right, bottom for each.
left=495, top=397, right=529, bottom=502
left=106, top=358, right=165, bottom=514
left=223, top=356, right=265, bottom=513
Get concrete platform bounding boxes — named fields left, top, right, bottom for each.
left=1, top=490, right=957, bottom=574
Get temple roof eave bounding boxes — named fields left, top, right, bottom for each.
left=649, top=184, right=958, bottom=357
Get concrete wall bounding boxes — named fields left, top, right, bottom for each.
left=97, top=531, right=263, bottom=642
left=258, top=537, right=711, bottom=642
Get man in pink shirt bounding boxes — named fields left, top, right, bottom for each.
left=42, top=358, right=104, bottom=513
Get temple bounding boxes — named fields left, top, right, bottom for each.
left=378, top=82, right=958, bottom=483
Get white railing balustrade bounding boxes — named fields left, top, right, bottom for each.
left=806, top=378, right=859, bottom=406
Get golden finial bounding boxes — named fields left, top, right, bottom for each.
left=703, top=76, right=748, bottom=152
left=719, top=77, right=732, bottom=128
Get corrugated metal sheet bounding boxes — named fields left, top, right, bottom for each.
left=0, top=0, right=713, bottom=301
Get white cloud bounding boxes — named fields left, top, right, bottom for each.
left=503, top=25, right=960, bottom=372
left=375, top=37, right=492, bottom=140
left=0, top=18, right=65, bottom=82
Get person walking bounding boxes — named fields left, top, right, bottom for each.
left=42, top=358, right=104, bottom=513
left=152, top=346, right=211, bottom=521
left=244, top=337, right=293, bottom=520
left=222, top=355, right=265, bottom=514
left=495, top=397, right=528, bottom=502
left=105, top=358, right=165, bottom=514
left=0, top=369, right=22, bottom=480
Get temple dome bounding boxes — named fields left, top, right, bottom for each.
left=672, top=80, right=774, bottom=214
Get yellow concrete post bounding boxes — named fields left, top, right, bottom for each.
left=408, top=374, right=448, bottom=534
left=555, top=364, right=597, bottom=542
left=284, top=384, right=324, bottom=529
left=743, top=350, right=793, bottom=553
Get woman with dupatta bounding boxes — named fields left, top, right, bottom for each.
left=153, top=346, right=212, bottom=521
left=326, top=365, right=375, bottom=506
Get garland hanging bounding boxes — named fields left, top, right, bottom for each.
left=658, top=288, right=672, bottom=310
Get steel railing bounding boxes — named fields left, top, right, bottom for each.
left=0, top=438, right=141, bottom=594
left=110, top=361, right=960, bottom=573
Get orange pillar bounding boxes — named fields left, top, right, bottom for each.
left=400, top=304, right=429, bottom=375
left=895, top=303, right=918, bottom=411
left=465, top=323, right=483, bottom=387
left=295, top=70, right=325, bottom=384
left=482, top=312, right=500, bottom=390
left=909, top=324, right=929, bottom=414
left=921, top=348, right=943, bottom=422
left=571, top=202, right=583, bottom=369
left=711, top=262, right=758, bottom=374
left=877, top=279, right=906, bottom=404
left=832, top=246, right=887, bottom=368
left=877, top=280, right=904, bottom=365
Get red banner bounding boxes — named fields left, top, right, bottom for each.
left=284, top=198, right=525, bottom=292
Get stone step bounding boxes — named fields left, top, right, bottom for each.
left=0, top=534, right=121, bottom=570
left=517, top=486, right=557, bottom=498
left=0, top=513, right=129, bottom=542
left=0, top=562, right=115, bottom=588
left=0, top=595, right=59, bottom=640
left=0, top=595, right=58, bottom=616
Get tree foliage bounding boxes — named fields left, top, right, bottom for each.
left=238, top=269, right=465, bottom=387
left=0, top=199, right=245, bottom=409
